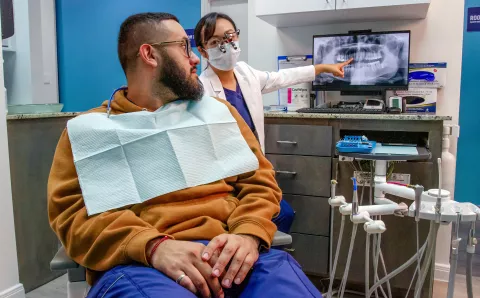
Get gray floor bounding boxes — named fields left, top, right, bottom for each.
left=455, top=220, right=480, bottom=276
left=26, top=274, right=67, bottom=298
left=26, top=273, right=480, bottom=298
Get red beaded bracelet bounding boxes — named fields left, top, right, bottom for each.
left=147, top=236, right=169, bottom=266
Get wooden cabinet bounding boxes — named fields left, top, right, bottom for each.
left=290, top=233, right=330, bottom=276
left=283, top=195, right=331, bottom=236
left=265, top=124, right=332, bottom=156
left=265, top=124, right=332, bottom=276
left=267, top=155, right=332, bottom=197
left=8, top=117, right=71, bottom=292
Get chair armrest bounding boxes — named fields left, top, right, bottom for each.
left=272, top=231, right=292, bottom=246
left=50, top=246, right=79, bottom=271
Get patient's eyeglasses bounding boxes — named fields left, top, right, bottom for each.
left=141, top=38, right=193, bottom=58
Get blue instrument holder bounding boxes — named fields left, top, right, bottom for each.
left=336, top=136, right=377, bottom=154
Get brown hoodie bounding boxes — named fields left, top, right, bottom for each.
left=47, top=89, right=281, bottom=284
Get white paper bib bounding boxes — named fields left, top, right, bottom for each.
left=67, top=96, right=259, bottom=215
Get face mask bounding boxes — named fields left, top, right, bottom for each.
left=206, top=41, right=241, bottom=71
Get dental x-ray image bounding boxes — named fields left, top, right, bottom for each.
left=313, top=31, right=410, bottom=91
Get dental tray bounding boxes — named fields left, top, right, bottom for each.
left=336, top=136, right=376, bottom=153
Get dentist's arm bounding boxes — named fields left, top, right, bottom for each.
left=244, top=58, right=353, bottom=94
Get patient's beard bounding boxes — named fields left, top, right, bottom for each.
left=158, top=52, right=204, bottom=102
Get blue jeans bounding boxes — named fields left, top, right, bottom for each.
left=273, top=199, right=295, bottom=233
left=87, top=243, right=322, bottom=298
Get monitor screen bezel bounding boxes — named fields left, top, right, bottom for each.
left=312, top=30, right=411, bottom=92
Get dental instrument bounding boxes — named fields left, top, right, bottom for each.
left=352, top=178, right=359, bottom=218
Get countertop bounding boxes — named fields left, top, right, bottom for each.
left=264, top=112, right=451, bottom=121
left=7, top=112, right=80, bottom=120
left=7, top=111, right=452, bottom=121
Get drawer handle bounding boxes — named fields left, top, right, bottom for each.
left=276, top=170, right=297, bottom=176
left=284, top=248, right=296, bottom=252
left=276, top=140, right=298, bottom=145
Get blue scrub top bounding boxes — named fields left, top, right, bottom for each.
left=224, top=82, right=256, bottom=133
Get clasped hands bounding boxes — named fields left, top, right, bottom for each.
left=149, top=234, right=261, bottom=298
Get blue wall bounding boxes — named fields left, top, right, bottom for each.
left=56, top=0, right=201, bottom=112
left=456, top=0, right=480, bottom=205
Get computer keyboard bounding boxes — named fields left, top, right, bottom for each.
left=296, top=108, right=385, bottom=114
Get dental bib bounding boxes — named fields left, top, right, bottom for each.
left=67, top=96, right=259, bottom=215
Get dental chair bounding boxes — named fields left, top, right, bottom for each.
left=50, top=231, right=292, bottom=298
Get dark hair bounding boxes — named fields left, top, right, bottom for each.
left=194, top=12, right=237, bottom=49
left=117, top=12, right=179, bottom=74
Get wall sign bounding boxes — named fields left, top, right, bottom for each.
left=185, top=29, right=196, bottom=47
left=467, top=7, right=480, bottom=31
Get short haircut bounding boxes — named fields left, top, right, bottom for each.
left=117, top=12, right=179, bottom=74
left=194, top=12, right=237, bottom=49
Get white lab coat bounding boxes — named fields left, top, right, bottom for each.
left=200, top=61, right=315, bottom=152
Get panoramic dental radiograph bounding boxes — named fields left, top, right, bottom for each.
left=313, top=32, right=410, bottom=89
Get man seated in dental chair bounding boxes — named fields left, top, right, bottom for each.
left=48, top=12, right=322, bottom=298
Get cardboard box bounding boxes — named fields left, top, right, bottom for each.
left=408, top=63, right=447, bottom=89
left=393, top=88, right=438, bottom=114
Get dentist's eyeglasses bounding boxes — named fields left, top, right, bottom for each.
left=204, top=29, right=240, bottom=52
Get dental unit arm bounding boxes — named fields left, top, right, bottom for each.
left=328, top=152, right=480, bottom=298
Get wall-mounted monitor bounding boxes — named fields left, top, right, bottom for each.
left=313, top=30, right=410, bottom=91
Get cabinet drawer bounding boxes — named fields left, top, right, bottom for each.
left=284, top=195, right=330, bottom=236
left=289, top=233, right=329, bottom=276
left=267, top=155, right=331, bottom=197
left=265, top=124, right=332, bottom=156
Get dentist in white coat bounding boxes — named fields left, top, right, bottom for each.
left=194, top=12, right=352, bottom=153
left=194, top=12, right=352, bottom=233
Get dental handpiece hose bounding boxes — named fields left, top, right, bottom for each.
left=447, top=213, right=462, bottom=298
left=413, top=185, right=424, bottom=288
left=435, top=158, right=442, bottom=223
left=466, top=221, right=476, bottom=298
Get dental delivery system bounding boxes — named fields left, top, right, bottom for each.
left=326, top=154, right=479, bottom=298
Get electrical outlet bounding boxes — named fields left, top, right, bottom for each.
left=389, top=173, right=411, bottom=185
left=354, top=171, right=372, bottom=186
left=339, top=155, right=354, bottom=162
left=353, top=171, right=411, bottom=187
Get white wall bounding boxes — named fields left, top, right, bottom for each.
left=0, top=10, right=25, bottom=298
left=210, top=0, right=249, bottom=63
left=38, top=0, right=59, bottom=104
left=3, top=0, right=59, bottom=106
left=3, top=0, right=33, bottom=106
left=201, top=0, right=249, bottom=71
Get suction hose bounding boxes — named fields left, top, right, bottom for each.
left=327, top=215, right=346, bottom=298
left=339, top=224, right=358, bottom=298
left=414, top=222, right=439, bottom=298
left=368, top=238, right=428, bottom=297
